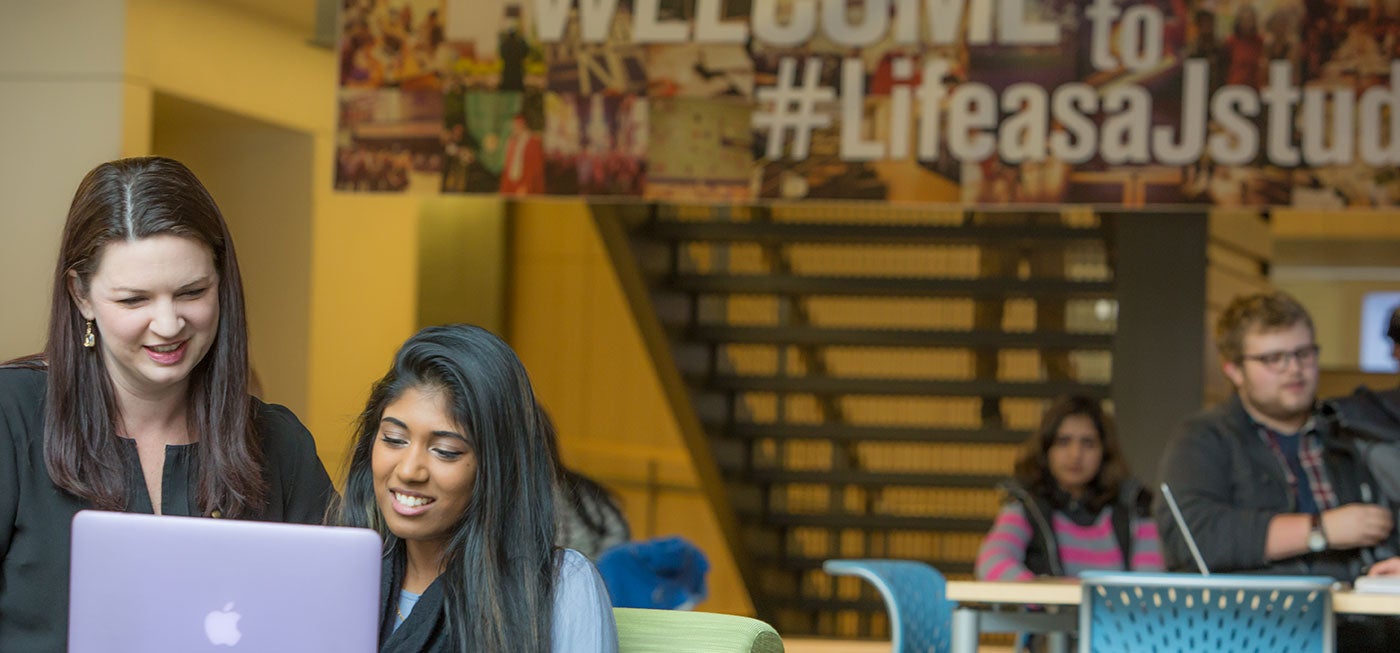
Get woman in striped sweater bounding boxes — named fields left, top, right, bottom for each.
left=976, top=395, right=1164, bottom=581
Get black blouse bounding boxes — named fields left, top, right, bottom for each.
left=0, top=367, right=336, bottom=651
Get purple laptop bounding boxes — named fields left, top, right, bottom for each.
left=69, top=510, right=382, bottom=653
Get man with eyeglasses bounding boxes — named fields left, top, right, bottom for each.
left=1156, top=291, right=1400, bottom=649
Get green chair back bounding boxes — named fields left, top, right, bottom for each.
left=613, top=607, right=784, bottom=653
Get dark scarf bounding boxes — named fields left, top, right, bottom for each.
left=379, top=549, right=454, bottom=653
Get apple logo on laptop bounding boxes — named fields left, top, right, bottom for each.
left=204, top=602, right=243, bottom=646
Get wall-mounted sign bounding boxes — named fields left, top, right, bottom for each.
left=335, top=0, right=1400, bottom=207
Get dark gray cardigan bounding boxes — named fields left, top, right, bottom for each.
left=1153, top=393, right=1393, bottom=579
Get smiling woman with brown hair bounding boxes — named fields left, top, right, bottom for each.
left=328, top=324, right=617, bottom=652
left=0, top=156, right=335, bottom=651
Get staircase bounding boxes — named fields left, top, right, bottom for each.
left=597, top=204, right=1117, bottom=638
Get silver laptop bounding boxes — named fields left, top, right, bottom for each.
left=69, top=510, right=382, bottom=653
left=1160, top=483, right=1211, bottom=575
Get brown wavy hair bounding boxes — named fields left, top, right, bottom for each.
left=21, top=156, right=264, bottom=516
left=1215, top=291, right=1313, bottom=364
left=1013, top=394, right=1129, bottom=511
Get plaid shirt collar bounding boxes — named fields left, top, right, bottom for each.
left=1252, top=416, right=1337, bottom=511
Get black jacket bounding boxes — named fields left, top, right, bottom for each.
left=0, top=367, right=335, bottom=651
left=1154, top=393, right=1394, bottom=579
left=1324, top=386, right=1400, bottom=444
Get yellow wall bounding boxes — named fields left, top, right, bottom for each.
left=305, top=190, right=422, bottom=471
left=0, top=3, right=128, bottom=358
left=125, top=0, right=421, bottom=468
left=1273, top=211, right=1400, bottom=239
left=509, top=202, right=753, bottom=616
left=125, top=0, right=332, bottom=135
left=150, top=94, right=315, bottom=417
left=417, top=197, right=510, bottom=334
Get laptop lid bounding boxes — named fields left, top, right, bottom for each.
left=1160, top=483, right=1212, bottom=576
left=69, top=510, right=382, bottom=653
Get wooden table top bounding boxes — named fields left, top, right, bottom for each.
left=947, top=579, right=1400, bottom=616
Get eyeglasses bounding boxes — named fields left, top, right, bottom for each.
left=1239, top=344, right=1320, bottom=372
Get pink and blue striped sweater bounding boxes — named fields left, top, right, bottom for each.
left=975, top=502, right=1165, bottom=581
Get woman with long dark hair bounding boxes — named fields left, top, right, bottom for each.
left=0, top=156, right=334, bottom=650
left=975, top=395, right=1164, bottom=581
left=329, top=324, right=617, bottom=652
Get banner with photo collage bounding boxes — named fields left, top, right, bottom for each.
left=335, top=0, right=1400, bottom=208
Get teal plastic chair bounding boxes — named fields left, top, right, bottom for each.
left=1079, top=572, right=1335, bottom=653
left=613, top=607, right=784, bottom=652
left=823, top=559, right=953, bottom=653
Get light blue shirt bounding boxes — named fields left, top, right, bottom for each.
left=552, top=548, right=620, bottom=653
left=391, top=548, right=617, bottom=650
left=393, top=589, right=421, bottom=632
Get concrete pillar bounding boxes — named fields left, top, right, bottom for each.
left=0, top=2, right=128, bottom=358
left=1109, top=214, right=1208, bottom=486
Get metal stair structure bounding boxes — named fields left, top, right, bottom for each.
left=596, top=203, right=1117, bottom=638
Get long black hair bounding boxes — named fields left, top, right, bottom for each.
left=17, top=156, right=262, bottom=516
left=329, top=324, right=558, bottom=650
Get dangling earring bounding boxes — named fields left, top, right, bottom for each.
left=83, top=320, right=96, bottom=348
